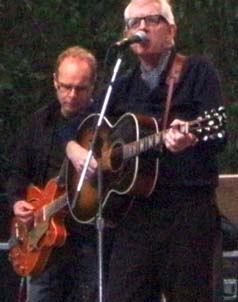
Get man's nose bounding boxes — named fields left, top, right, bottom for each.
left=69, top=88, right=77, bottom=97
left=138, top=19, right=147, bottom=30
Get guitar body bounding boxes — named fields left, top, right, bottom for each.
left=9, top=178, right=67, bottom=276
left=66, top=113, right=159, bottom=226
left=66, top=107, right=226, bottom=226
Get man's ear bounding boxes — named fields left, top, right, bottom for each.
left=169, top=24, right=177, bottom=40
left=53, top=73, right=57, bottom=90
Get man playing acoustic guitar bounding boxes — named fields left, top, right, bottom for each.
left=66, top=0, right=227, bottom=301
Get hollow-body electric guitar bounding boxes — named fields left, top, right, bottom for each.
left=9, top=178, right=67, bottom=277
left=66, top=107, right=226, bottom=226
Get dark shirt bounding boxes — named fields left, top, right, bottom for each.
left=6, top=100, right=100, bottom=236
left=6, top=100, right=95, bottom=206
left=104, top=53, right=226, bottom=193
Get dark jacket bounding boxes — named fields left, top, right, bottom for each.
left=6, top=100, right=94, bottom=207
left=105, top=53, right=227, bottom=191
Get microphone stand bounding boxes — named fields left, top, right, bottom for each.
left=96, top=161, right=104, bottom=302
left=71, top=50, right=124, bottom=302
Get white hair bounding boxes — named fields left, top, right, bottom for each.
left=124, top=0, right=176, bottom=25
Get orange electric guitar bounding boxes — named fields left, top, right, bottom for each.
left=8, top=177, right=67, bottom=277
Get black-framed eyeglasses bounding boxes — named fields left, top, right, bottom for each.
left=56, top=81, right=91, bottom=94
left=125, top=14, right=167, bottom=30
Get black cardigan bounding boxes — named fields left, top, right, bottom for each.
left=105, top=54, right=227, bottom=190
left=6, top=100, right=94, bottom=206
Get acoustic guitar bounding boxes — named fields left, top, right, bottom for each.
left=66, top=107, right=227, bottom=226
left=8, top=178, right=67, bottom=277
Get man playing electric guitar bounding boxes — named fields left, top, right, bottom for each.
left=7, top=46, right=99, bottom=302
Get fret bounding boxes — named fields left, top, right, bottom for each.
left=123, top=132, right=162, bottom=160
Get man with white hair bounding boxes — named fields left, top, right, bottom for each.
left=66, top=0, right=227, bottom=301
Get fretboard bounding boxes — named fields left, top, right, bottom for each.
left=123, top=131, right=162, bottom=160
left=44, top=193, right=67, bottom=220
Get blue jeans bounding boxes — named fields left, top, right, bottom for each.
left=26, top=234, right=97, bottom=302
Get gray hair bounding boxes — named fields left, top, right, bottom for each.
left=124, top=0, right=176, bottom=25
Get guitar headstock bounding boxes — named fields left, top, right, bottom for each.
left=190, top=106, right=227, bottom=142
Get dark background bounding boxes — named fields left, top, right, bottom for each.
left=1, top=1, right=238, bottom=182
left=1, top=1, right=238, bottom=300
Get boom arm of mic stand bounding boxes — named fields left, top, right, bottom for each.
left=71, top=52, right=124, bottom=209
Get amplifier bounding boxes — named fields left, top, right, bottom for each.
left=223, top=251, right=238, bottom=301
left=217, top=175, right=238, bottom=228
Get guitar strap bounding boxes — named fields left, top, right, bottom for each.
left=162, top=53, right=187, bottom=130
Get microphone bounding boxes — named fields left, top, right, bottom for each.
left=113, top=31, right=148, bottom=48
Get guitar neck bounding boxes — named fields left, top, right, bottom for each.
left=122, top=109, right=223, bottom=160
left=123, top=131, right=163, bottom=160
left=44, top=193, right=67, bottom=220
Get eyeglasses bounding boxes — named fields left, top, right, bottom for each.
left=125, top=14, right=167, bottom=30
left=56, top=81, right=91, bottom=94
